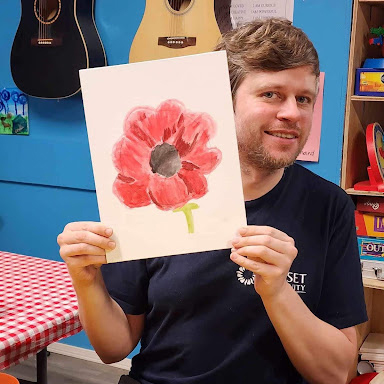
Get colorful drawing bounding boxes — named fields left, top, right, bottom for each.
left=112, top=99, right=222, bottom=233
left=0, top=87, right=29, bottom=135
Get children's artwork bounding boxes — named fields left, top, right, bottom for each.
left=80, top=51, right=247, bottom=263
left=297, top=72, right=325, bottom=162
left=0, top=88, right=29, bottom=135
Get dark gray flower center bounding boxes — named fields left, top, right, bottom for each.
left=150, top=143, right=181, bottom=177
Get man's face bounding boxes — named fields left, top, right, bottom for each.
left=234, top=66, right=318, bottom=170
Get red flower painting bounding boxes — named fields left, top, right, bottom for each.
left=112, top=100, right=222, bottom=232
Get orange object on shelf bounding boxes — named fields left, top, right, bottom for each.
left=0, top=373, right=19, bottom=383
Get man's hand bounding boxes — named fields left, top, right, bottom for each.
left=230, top=226, right=297, bottom=299
left=57, top=221, right=115, bottom=286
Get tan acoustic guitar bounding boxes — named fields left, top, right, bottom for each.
left=129, top=0, right=222, bottom=63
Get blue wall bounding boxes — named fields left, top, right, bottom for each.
left=0, top=0, right=352, bottom=351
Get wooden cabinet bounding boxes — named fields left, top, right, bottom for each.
left=342, top=0, right=384, bottom=348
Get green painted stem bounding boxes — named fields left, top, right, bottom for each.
left=173, top=202, right=199, bottom=234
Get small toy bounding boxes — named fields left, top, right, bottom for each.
left=369, top=27, right=384, bottom=57
left=355, top=27, right=384, bottom=95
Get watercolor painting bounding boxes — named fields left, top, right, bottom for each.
left=0, top=88, right=29, bottom=136
left=112, top=99, right=222, bottom=233
left=80, top=51, right=247, bottom=262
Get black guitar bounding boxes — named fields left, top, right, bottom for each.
left=11, top=0, right=106, bottom=99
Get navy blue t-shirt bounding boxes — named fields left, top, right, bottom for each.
left=101, top=163, right=367, bottom=384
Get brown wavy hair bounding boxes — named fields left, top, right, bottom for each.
left=214, top=18, right=320, bottom=97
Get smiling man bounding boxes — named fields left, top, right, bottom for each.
left=58, top=18, right=367, bottom=384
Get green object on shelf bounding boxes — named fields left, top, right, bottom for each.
left=371, top=26, right=384, bottom=36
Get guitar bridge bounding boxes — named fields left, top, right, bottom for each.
left=158, top=37, right=196, bottom=49
left=31, top=38, right=63, bottom=47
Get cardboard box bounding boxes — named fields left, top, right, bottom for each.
left=356, top=211, right=384, bottom=238
left=355, top=68, right=384, bottom=96
left=357, top=196, right=384, bottom=214
left=358, top=237, right=384, bottom=280
left=358, top=236, right=384, bottom=261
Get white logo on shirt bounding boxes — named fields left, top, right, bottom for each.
left=236, top=266, right=255, bottom=286
left=236, top=268, right=307, bottom=294
left=287, top=271, right=307, bottom=294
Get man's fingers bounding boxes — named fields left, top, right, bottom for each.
left=230, top=252, right=276, bottom=278
left=233, top=245, right=286, bottom=266
left=237, top=226, right=293, bottom=243
left=232, top=234, right=295, bottom=254
left=59, top=242, right=108, bottom=259
left=58, top=230, right=115, bottom=250
left=63, top=221, right=113, bottom=238
left=64, top=253, right=107, bottom=267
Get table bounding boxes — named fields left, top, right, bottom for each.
left=0, top=251, right=82, bottom=383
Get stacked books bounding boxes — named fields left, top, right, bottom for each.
left=355, top=196, right=384, bottom=280
left=360, top=333, right=384, bottom=373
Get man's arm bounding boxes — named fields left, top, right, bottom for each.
left=74, top=269, right=144, bottom=363
left=230, top=226, right=357, bottom=384
left=58, top=222, right=144, bottom=363
left=262, top=282, right=356, bottom=384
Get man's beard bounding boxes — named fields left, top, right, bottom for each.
left=237, top=130, right=306, bottom=170
left=239, top=141, right=299, bottom=170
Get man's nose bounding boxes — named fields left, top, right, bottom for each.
left=276, top=97, right=301, bottom=122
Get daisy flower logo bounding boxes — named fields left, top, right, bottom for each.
left=236, top=267, right=255, bottom=286
left=112, top=99, right=222, bottom=233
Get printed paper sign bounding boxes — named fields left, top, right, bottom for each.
left=297, top=72, right=325, bottom=162
left=231, top=0, right=294, bottom=27
left=215, top=0, right=294, bottom=32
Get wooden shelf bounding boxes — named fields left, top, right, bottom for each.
left=363, top=277, right=384, bottom=290
left=342, top=0, right=384, bottom=357
left=346, top=188, right=384, bottom=196
left=351, top=96, right=384, bottom=102
left=359, top=0, right=384, bottom=4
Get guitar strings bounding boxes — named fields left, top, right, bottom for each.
left=43, top=0, right=45, bottom=42
left=38, top=0, right=41, bottom=42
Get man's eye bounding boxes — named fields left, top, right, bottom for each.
left=297, top=96, right=310, bottom=104
left=263, top=92, right=275, bottom=98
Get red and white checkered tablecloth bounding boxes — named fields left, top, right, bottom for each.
left=0, top=251, right=82, bottom=370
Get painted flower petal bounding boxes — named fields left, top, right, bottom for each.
left=183, top=147, right=222, bottom=174
left=124, top=101, right=186, bottom=147
left=148, top=173, right=189, bottom=211
left=112, top=136, right=152, bottom=182
left=178, top=168, right=208, bottom=199
left=113, top=178, right=151, bottom=208
left=155, top=100, right=185, bottom=142
left=123, top=107, right=157, bottom=147
left=169, top=112, right=217, bottom=157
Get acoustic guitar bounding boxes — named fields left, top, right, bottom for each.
left=129, top=0, right=221, bottom=63
left=11, top=0, right=106, bottom=99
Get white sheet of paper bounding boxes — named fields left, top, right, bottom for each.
left=80, top=51, right=247, bottom=263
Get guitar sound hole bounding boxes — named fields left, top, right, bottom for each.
left=35, top=0, right=60, bottom=23
left=168, top=0, right=192, bottom=12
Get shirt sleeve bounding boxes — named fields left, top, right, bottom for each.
left=315, top=195, right=368, bottom=329
left=101, top=259, right=149, bottom=315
